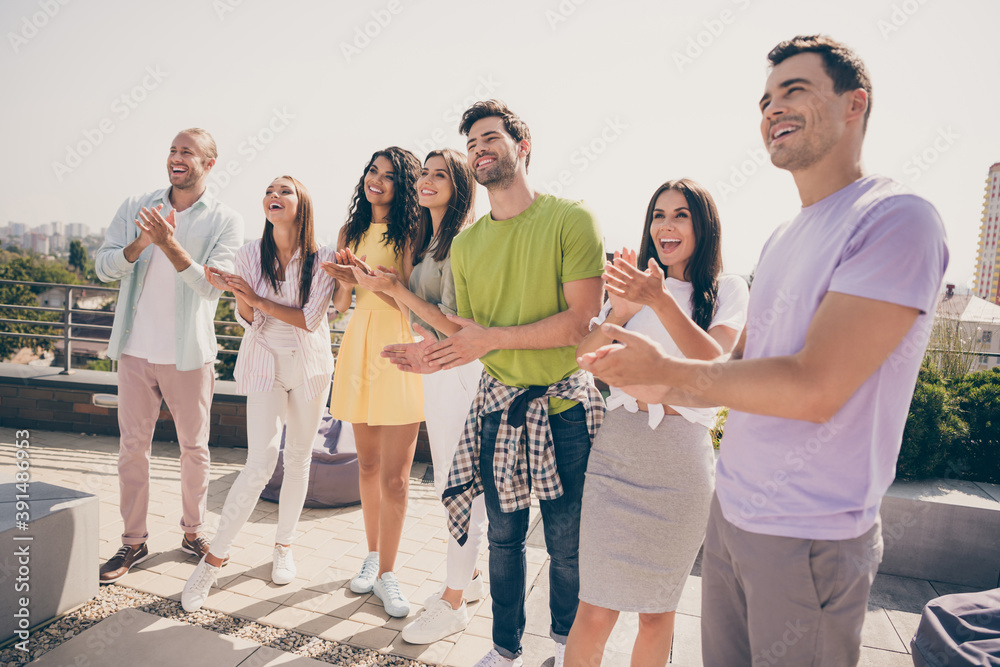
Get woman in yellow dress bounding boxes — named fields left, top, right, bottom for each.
left=323, top=147, right=425, bottom=618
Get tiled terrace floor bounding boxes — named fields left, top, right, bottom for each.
left=1, top=426, right=981, bottom=665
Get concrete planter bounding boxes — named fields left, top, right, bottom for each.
left=879, top=478, right=1000, bottom=588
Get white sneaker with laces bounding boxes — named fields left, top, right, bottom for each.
left=182, top=557, right=220, bottom=612
left=423, top=570, right=486, bottom=606
left=373, top=571, right=410, bottom=617
left=472, top=649, right=523, bottom=667
left=271, top=544, right=296, bottom=585
left=554, top=641, right=566, bottom=667
left=350, top=551, right=379, bottom=594
left=401, top=598, right=469, bottom=644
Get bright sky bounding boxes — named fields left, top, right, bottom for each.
left=2, top=0, right=996, bottom=287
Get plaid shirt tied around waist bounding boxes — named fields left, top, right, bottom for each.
left=442, top=369, right=606, bottom=546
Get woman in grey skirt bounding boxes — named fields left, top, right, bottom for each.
left=566, top=179, right=748, bottom=666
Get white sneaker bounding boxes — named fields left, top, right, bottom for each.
left=401, top=598, right=469, bottom=644
left=554, top=641, right=566, bottom=667
left=373, top=571, right=410, bottom=618
left=350, top=551, right=379, bottom=594
left=271, top=545, right=296, bottom=585
left=423, top=570, right=486, bottom=606
left=473, top=649, right=523, bottom=667
left=182, top=557, right=220, bottom=612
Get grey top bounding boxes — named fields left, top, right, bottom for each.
left=408, top=240, right=457, bottom=341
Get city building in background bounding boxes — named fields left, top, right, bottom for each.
left=936, top=283, right=1000, bottom=372
left=973, top=162, right=1000, bottom=304
left=2, top=221, right=98, bottom=257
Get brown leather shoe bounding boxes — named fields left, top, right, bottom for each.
left=180, top=535, right=229, bottom=566
left=99, top=543, right=150, bottom=583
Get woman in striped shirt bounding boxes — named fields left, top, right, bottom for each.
left=182, top=175, right=342, bottom=612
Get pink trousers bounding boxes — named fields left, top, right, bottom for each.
left=116, top=354, right=214, bottom=544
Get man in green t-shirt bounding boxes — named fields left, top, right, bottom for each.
left=385, top=100, right=605, bottom=667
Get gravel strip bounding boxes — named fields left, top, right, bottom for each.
left=0, top=585, right=431, bottom=666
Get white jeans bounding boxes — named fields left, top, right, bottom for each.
left=212, top=349, right=328, bottom=557
left=423, top=360, right=488, bottom=590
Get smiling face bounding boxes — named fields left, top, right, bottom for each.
left=416, top=155, right=455, bottom=211
left=759, top=52, right=850, bottom=172
left=465, top=116, right=521, bottom=189
left=166, top=132, right=214, bottom=190
left=263, top=177, right=299, bottom=227
left=648, top=189, right=696, bottom=280
left=364, top=155, right=396, bottom=207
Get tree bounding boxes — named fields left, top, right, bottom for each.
left=213, top=298, right=242, bottom=381
left=0, top=252, right=80, bottom=360
left=69, top=240, right=88, bottom=275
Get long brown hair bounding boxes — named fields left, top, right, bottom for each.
left=637, top=178, right=722, bottom=331
left=261, top=175, right=316, bottom=309
left=413, top=149, right=476, bottom=265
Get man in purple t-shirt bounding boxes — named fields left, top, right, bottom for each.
left=580, top=35, right=948, bottom=665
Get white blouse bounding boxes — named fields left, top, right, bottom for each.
left=592, top=274, right=749, bottom=430
left=233, top=241, right=337, bottom=400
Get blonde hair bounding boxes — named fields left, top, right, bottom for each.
left=177, top=127, right=218, bottom=160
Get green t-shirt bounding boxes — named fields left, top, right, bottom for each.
left=451, top=193, right=605, bottom=414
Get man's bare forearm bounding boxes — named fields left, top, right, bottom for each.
left=491, top=308, right=591, bottom=351
left=124, top=237, right=151, bottom=263
left=161, top=238, right=194, bottom=272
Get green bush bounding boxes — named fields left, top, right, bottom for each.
left=896, top=360, right=968, bottom=481
left=950, top=367, right=1000, bottom=484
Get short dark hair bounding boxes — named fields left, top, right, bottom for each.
left=458, top=99, right=532, bottom=170
left=767, top=35, right=873, bottom=131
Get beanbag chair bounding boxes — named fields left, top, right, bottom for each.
left=911, top=588, right=1000, bottom=666
left=261, top=415, right=361, bottom=508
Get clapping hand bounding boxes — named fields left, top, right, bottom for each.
left=352, top=265, right=399, bottom=293
left=320, top=248, right=370, bottom=287
left=135, top=204, right=176, bottom=247
left=577, top=323, right=672, bottom=404
left=381, top=322, right=439, bottom=374
left=204, top=265, right=230, bottom=291
left=604, top=248, right=643, bottom=322
left=224, top=273, right=262, bottom=309
left=604, top=251, right=673, bottom=309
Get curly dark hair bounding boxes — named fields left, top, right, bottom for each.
left=767, top=35, right=873, bottom=131
left=342, top=147, right=422, bottom=258
left=637, top=178, right=722, bottom=332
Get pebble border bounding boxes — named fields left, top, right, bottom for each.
left=0, top=584, right=432, bottom=666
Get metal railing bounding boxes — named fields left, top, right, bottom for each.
left=0, top=279, right=346, bottom=375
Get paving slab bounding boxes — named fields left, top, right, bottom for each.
left=30, top=608, right=260, bottom=667
left=868, top=573, right=939, bottom=614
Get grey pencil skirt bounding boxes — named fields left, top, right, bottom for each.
left=578, top=408, right=715, bottom=613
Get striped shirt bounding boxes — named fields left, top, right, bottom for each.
left=233, top=241, right=337, bottom=401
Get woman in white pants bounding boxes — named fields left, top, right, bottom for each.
left=182, top=175, right=342, bottom=612
left=352, top=149, right=487, bottom=644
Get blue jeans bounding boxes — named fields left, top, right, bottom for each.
left=479, top=403, right=592, bottom=659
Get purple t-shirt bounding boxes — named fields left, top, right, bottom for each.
left=716, top=175, right=949, bottom=540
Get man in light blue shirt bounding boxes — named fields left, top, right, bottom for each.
left=95, top=128, right=244, bottom=583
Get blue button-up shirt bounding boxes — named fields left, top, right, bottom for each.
left=95, top=187, right=244, bottom=371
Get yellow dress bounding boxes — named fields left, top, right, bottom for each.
left=330, top=224, right=425, bottom=425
